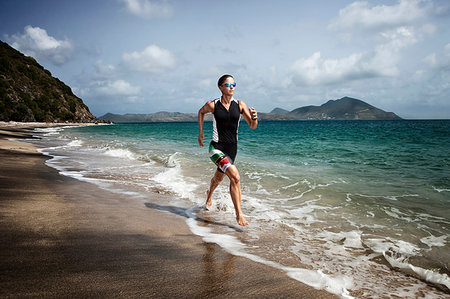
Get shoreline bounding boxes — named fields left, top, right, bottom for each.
left=0, top=123, right=337, bottom=298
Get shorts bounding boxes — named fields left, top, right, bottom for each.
left=209, top=141, right=237, bottom=173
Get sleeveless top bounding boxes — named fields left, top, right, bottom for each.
left=212, top=98, right=241, bottom=144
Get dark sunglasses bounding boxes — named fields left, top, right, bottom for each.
left=223, top=82, right=236, bottom=88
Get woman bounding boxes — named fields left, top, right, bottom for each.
left=197, top=74, right=258, bottom=226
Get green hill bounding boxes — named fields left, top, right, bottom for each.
left=260, top=97, right=402, bottom=120
left=288, top=97, right=402, bottom=120
left=0, top=41, right=96, bottom=122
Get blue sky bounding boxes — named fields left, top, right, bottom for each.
left=1, top=0, right=449, bottom=118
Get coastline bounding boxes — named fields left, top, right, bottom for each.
left=0, top=123, right=337, bottom=298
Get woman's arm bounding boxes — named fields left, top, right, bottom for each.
left=197, top=101, right=215, bottom=146
left=239, top=100, right=258, bottom=130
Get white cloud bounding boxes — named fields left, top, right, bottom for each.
left=96, top=79, right=141, bottom=96
left=423, top=43, right=450, bottom=70
left=379, top=26, right=417, bottom=46
left=289, top=52, right=371, bottom=85
left=122, top=45, right=175, bottom=73
left=94, top=60, right=117, bottom=79
left=120, top=0, right=173, bottom=18
left=288, top=26, right=419, bottom=86
left=329, top=0, right=430, bottom=31
left=291, top=0, right=430, bottom=87
left=371, top=26, right=419, bottom=76
left=7, top=25, right=73, bottom=64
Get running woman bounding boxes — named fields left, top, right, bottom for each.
left=197, top=74, right=258, bottom=226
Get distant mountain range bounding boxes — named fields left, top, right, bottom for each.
left=264, top=97, right=402, bottom=120
left=100, top=97, right=402, bottom=122
left=0, top=41, right=97, bottom=123
left=100, top=111, right=200, bottom=123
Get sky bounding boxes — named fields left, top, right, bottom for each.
left=1, top=0, right=449, bottom=119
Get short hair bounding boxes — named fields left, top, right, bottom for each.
left=218, top=74, right=234, bottom=87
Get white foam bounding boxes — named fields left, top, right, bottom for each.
left=282, top=181, right=300, bottom=189
left=104, top=148, right=136, bottom=160
left=66, top=139, right=83, bottom=147
left=420, top=235, right=447, bottom=248
left=154, top=161, right=197, bottom=201
left=287, top=199, right=331, bottom=226
left=383, top=253, right=450, bottom=290
left=364, top=238, right=420, bottom=257
left=383, top=207, right=414, bottom=222
left=185, top=209, right=353, bottom=298
left=318, top=231, right=364, bottom=249
left=164, top=152, right=179, bottom=168
left=433, top=186, right=450, bottom=193
left=284, top=268, right=353, bottom=299
left=345, top=193, right=352, bottom=202
left=34, top=127, right=64, bottom=135
left=385, top=194, right=420, bottom=201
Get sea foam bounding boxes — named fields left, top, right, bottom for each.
left=185, top=210, right=354, bottom=299
left=383, top=253, right=450, bottom=290
left=104, top=148, right=136, bottom=160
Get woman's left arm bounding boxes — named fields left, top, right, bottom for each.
left=239, top=101, right=258, bottom=130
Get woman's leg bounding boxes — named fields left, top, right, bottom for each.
left=206, top=169, right=225, bottom=207
left=225, top=165, right=248, bottom=226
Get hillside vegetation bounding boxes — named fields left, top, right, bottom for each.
left=0, top=41, right=96, bottom=122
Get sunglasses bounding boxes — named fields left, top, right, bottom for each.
left=223, top=82, right=236, bottom=88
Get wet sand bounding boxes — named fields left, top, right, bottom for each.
left=0, top=123, right=337, bottom=298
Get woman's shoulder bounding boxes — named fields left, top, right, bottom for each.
left=235, top=99, right=248, bottom=113
left=205, top=98, right=220, bottom=105
left=236, top=99, right=248, bottom=107
left=233, top=98, right=245, bottom=105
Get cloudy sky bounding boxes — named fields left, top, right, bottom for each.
left=1, top=0, right=449, bottom=118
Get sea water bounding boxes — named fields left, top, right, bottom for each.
left=28, top=120, right=449, bottom=298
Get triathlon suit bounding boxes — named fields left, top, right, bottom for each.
left=209, top=97, right=241, bottom=173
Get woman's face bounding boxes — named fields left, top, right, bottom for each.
left=219, top=76, right=235, bottom=96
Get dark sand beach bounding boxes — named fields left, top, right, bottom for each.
left=0, top=123, right=336, bottom=298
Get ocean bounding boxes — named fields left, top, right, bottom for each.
left=28, top=120, right=449, bottom=298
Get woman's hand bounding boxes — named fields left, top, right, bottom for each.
left=249, top=107, right=258, bottom=120
left=198, top=131, right=205, bottom=147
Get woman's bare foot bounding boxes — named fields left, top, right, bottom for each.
left=205, top=189, right=212, bottom=209
left=236, top=215, right=248, bottom=226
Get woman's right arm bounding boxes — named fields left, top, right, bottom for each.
left=198, top=101, right=214, bottom=147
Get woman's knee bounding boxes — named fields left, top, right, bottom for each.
left=212, top=172, right=225, bottom=185
left=227, top=167, right=240, bottom=185
left=231, top=175, right=240, bottom=186
left=211, top=176, right=221, bottom=185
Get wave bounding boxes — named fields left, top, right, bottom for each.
left=103, top=147, right=136, bottom=160
left=66, top=139, right=83, bottom=147
left=420, top=235, right=447, bottom=248
left=26, top=123, right=450, bottom=298
left=433, top=186, right=450, bottom=193
left=185, top=208, right=354, bottom=299
left=383, top=252, right=450, bottom=291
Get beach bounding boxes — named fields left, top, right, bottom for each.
left=0, top=123, right=336, bottom=298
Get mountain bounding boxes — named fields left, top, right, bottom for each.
left=269, top=107, right=290, bottom=114
left=262, top=97, right=402, bottom=120
left=100, top=97, right=401, bottom=122
left=0, top=41, right=97, bottom=122
left=289, top=97, right=401, bottom=120
left=99, top=111, right=210, bottom=123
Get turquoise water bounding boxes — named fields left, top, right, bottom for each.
left=31, top=120, right=450, bottom=298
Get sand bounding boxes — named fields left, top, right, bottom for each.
left=0, top=122, right=337, bottom=298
